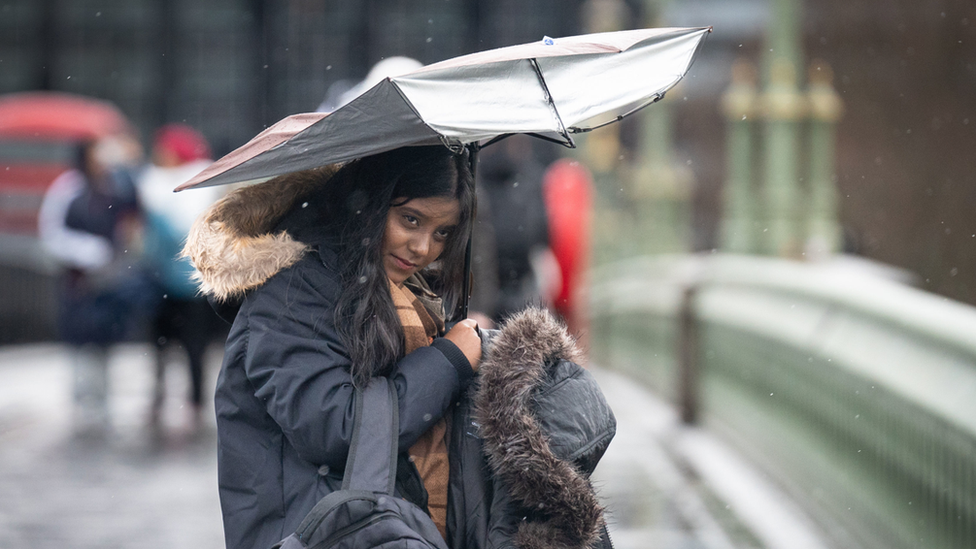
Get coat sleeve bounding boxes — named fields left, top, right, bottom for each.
left=37, top=170, right=114, bottom=270
left=241, top=258, right=467, bottom=469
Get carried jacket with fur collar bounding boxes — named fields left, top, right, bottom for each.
left=184, top=170, right=615, bottom=549
left=465, top=308, right=616, bottom=549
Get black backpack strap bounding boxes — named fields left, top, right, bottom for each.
left=341, top=377, right=399, bottom=495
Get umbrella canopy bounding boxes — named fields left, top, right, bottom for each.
left=177, top=26, right=710, bottom=191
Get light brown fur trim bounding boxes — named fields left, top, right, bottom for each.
left=181, top=165, right=340, bottom=301
left=182, top=222, right=308, bottom=302
left=474, top=307, right=601, bottom=549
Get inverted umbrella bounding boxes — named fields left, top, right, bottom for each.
left=176, top=26, right=710, bottom=191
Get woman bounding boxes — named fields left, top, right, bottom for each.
left=186, top=145, right=614, bottom=549
left=185, top=146, right=481, bottom=549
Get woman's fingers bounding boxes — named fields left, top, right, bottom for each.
left=445, top=318, right=482, bottom=371
left=456, top=318, right=478, bottom=331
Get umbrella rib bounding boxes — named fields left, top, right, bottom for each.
left=568, top=90, right=667, bottom=134
left=480, top=133, right=514, bottom=149
left=482, top=131, right=575, bottom=150
left=528, top=58, right=575, bottom=149
left=526, top=132, right=581, bottom=147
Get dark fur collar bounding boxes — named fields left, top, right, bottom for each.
left=474, top=307, right=604, bottom=549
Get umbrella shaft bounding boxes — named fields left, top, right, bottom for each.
left=458, top=144, right=479, bottom=320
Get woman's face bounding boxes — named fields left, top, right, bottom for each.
left=382, top=196, right=461, bottom=286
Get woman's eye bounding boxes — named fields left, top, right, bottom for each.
left=403, top=215, right=418, bottom=226
left=434, top=229, right=451, bottom=240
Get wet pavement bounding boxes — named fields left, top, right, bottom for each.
left=0, top=343, right=828, bottom=549
left=590, top=368, right=749, bottom=549
left=0, top=343, right=224, bottom=549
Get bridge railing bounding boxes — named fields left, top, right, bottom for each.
left=589, top=253, right=976, bottom=549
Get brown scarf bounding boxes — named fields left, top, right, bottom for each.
left=389, top=279, right=451, bottom=540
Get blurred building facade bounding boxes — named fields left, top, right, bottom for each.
left=0, top=0, right=588, bottom=155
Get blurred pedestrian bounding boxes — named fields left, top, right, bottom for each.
left=476, top=134, right=560, bottom=323
left=136, top=123, right=223, bottom=432
left=542, top=158, right=594, bottom=344
left=38, top=134, right=152, bottom=436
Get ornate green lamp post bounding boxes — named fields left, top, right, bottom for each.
left=720, top=59, right=760, bottom=254
left=627, top=0, right=693, bottom=255
left=760, top=0, right=805, bottom=257
left=804, top=60, right=843, bottom=259
left=577, top=0, right=630, bottom=265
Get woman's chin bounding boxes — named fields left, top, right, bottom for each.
left=385, top=268, right=411, bottom=286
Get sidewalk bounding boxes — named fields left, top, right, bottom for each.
left=0, top=343, right=830, bottom=549
left=0, top=343, right=224, bottom=549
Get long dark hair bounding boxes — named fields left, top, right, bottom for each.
left=312, top=146, right=475, bottom=387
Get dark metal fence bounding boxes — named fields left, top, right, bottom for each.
left=0, top=0, right=584, bottom=154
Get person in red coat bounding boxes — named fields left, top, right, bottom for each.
left=542, top=158, right=594, bottom=348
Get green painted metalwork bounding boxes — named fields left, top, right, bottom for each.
left=589, top=254, right=976, bottom=549
left=758, top=0, right=805, bottom=257
left=628, top=0, right=693, bottom=256
left=761, top=59, right=805, bottom=257
left=805, top=61, right=844, bottom=258
left=720, top=59, right=760, bottom=254
left=762, top=0, right=803, bottom=87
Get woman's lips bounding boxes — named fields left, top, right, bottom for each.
left=392, top=255, right=416, bottom=270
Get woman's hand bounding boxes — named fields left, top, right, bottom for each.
left=445, top=318, right=482, bottom=371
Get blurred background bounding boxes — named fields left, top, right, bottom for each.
left=0, top=1, right=974, bottom=549
left=2, top=0, right=975, bottom=339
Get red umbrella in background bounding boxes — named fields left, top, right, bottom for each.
left=0, top=92, right=132, bottom=141
left=0, top=91, right=134, bottom=235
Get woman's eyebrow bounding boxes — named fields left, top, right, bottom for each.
left=397, top=204, right=457, bottom=226
left=399, top=206, right=428, bottom=219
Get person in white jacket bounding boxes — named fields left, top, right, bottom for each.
left=38, top=135, right=145, bottom=435
left=136, top=124, right=223, bottom=432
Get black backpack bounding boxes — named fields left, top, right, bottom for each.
left=273, top=377, right=448, bottom=549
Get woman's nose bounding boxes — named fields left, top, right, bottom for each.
left=408, top=233, right=430, bottom=257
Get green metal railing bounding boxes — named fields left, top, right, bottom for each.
left=589, top=254, right=976, bottom=549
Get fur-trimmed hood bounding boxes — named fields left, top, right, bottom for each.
left=475, top=307, right=616, bottom=549
left=181, top=166, right=340, bottom=302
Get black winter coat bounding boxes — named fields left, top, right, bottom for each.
left=183, top=169, right=615, bottom=549
left=214, top=245, right=474, bottom=549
